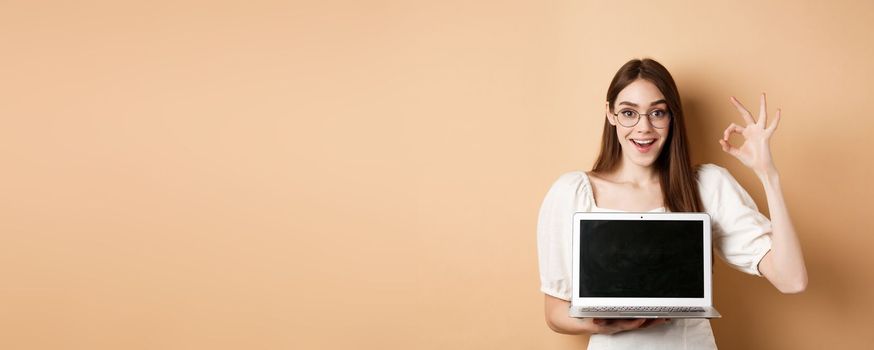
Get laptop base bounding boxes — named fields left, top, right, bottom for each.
left=569, top=307, right=721, bottom=319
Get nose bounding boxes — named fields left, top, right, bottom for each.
left=635, top=115, right=655, bottom=132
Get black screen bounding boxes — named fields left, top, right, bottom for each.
left=579, top=220, right=704, bottom=298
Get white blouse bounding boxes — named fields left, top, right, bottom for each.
left=536, top=164, right=772, bottom=349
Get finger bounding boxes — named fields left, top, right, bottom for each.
left=589, top=319, right=608, bottom=334
left=640, top=319, right=669, bottom=328
left=719, top=139, right=741, bottom=158
left=723, top=123, right=745, bottom=141
left=758, top=92, right=767, bottom=126
left=730, top=96, right=756, bottom=125
left=767, top=108, right=782, bottom=134
left=617, top=319, right=647, bottom=331
left=591, top=319, right=621, bottom=334
left=638, top=319, right=656, bottom=328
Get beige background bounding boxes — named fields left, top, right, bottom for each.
left=1, top=0, right=872, bottom=349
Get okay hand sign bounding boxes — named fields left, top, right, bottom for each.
left=719, top=93, right=781, bottom=177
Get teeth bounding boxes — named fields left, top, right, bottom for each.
left=632, top=139, right=655, bottom=145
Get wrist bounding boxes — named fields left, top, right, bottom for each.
left=581, top=318, right=603, bottom=334
left=755, top=166, right=780, bottom=184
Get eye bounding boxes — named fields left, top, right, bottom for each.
left=650, top=109, right=667, bottom=118
left=620, top=110, right=637, bottom=117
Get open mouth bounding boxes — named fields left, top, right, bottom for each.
left=630, top=139, right=656, bottom=153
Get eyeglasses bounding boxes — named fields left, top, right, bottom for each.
left=612, top=109, right=671, bottom=129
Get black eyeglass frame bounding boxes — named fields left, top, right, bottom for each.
left=610, top=109, right=672, bottom=129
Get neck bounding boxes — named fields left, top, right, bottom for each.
left=611, top=159, right=660, bottom=186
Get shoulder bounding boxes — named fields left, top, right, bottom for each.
left=540, top=170, right=593, bottom=210
left=696, top=163, right=730, bottom=185
left=695, top=163, right=735, bottom=205
left=547, top=171, right=590, bottom=195
left=695, top=163, right=743, bottom=190
left=695, top=163, right=757, bottom=208
left=555, top=171, right=586, bottom=185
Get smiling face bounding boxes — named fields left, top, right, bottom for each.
left=606, top=78, right=672, bottom=168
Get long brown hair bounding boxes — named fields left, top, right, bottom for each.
left=591, top=58, right=703, bottom=212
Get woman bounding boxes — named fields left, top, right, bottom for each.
left=536, top=58, right=807, bottom=349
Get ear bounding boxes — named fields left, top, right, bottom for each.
left=605, top=101, right=616, bottom=126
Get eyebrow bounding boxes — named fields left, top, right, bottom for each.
left=617, top=99, right=667, bottom=108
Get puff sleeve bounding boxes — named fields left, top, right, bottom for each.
left=697, top=164, right=773, bottom=276
left=536, top=172, right=586, bottom=301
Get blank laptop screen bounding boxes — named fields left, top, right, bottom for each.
left=579, top=220, right=704, bottom=298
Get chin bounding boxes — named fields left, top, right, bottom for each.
left=622, top=146, right=663, bottom=167
left=630, top=158, right=658, bottom=168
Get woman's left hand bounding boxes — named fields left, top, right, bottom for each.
left=719, top=93, right=781, bottom=177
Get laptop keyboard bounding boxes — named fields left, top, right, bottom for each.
left=579, top=306, right=705, bottom=312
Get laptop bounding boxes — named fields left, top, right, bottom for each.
left=569, top=212, right=721, bottom=319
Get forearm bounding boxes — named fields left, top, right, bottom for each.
left=544, top=296, right=596, bottom=335
left=758, top=169, right=808, bottom=293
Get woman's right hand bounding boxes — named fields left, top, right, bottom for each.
left=545, top=295, right=671, bottom=335
left=587, top=318, right=671, bottom=335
